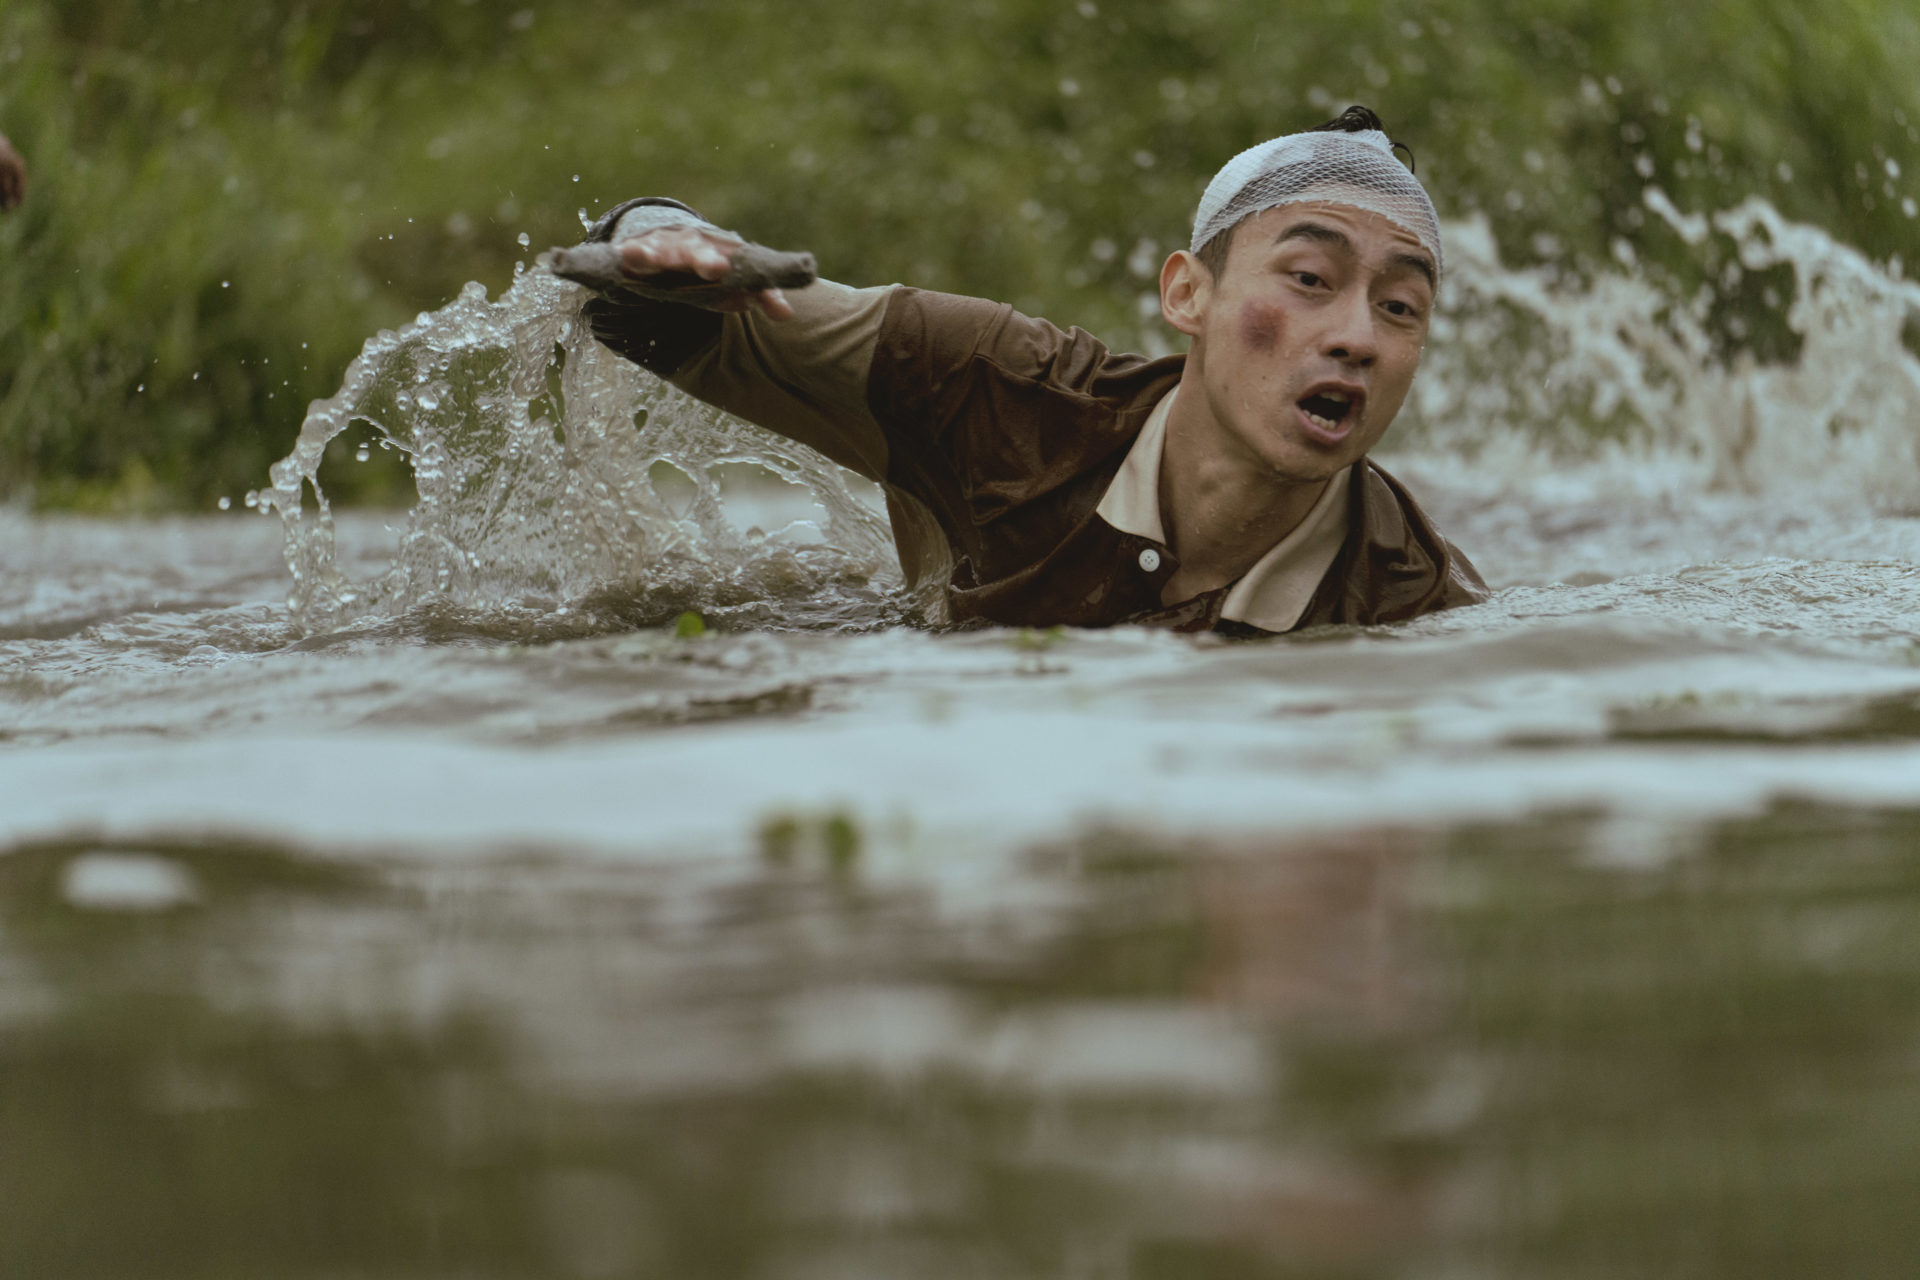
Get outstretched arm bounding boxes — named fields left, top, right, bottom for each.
left=0, top=132, right=24, bottom=213
left=573, top=198, right=894, bottom=481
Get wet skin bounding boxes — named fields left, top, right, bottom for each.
left=1154, top=202, right=1436, bottom=599
left=618, top=224, right=794, bottom=319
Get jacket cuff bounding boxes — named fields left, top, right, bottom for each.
left=585, top=196, right=719, bottom=244
left=583, top=293, right=722, bottom=379
left=579, top=197, right=729, bottom=378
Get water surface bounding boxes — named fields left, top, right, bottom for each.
left=5, top=196, right=1920, bottom=1276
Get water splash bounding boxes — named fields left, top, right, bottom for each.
left=263, top=269, right=899, bottom=637
left=266, top=196, right=1920, bottom=638
left=1403, top=191, right=1920, bottom=507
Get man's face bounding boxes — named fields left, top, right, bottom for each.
left=1162, top=201, right=1436, bottom=483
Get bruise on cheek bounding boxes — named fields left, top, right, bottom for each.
left=1238, top=299, right=1286, bottom=353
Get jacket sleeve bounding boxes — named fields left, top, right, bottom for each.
left=578, top=197, right=896, bottom=482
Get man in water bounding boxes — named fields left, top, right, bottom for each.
left=0, top=130, right=24, bottom=212
left=581, top=105, right=1485, bottom=632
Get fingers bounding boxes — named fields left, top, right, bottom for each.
left=617, top=226, right=741, bottom=282
left=615, top=227, right=796, bottom=321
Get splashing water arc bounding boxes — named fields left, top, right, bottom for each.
left=263, top=268, right=899, bottom=636
left=1408, top=192, right=1920, bottom=503
left=266, top=195, right=1920, bottom=636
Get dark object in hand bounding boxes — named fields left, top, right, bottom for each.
left=0, top=132, right=24, bottom=213
left=544, top=240, right=817, bottom=308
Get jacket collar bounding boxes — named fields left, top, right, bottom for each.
left=1093, top=386, right=1352, bottom=633
left=1092, top=388, right=1174, bottom=543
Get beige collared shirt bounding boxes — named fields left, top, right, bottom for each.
left=1093, top=389, right=1352, bottom=633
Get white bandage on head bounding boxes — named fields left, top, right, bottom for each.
left=1191, top=128, right=1442, bottom=271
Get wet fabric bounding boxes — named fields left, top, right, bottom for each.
left=1094, top=390, right=1352, bottom=633
left=581, top=203, right=1487, bottom=632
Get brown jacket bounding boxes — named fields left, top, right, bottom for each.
left=583, top=199, right=1488, bottom=633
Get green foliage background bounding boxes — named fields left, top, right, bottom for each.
left=2, top=0, right=1917, bottom=510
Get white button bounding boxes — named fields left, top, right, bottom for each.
left=1137, top=547, right=1162, bottom=572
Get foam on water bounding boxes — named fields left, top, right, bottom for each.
left=1403, top=190, right=1920, bottom=506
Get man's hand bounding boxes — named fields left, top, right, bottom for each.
left=0, top=133, right=24, bottom=213
left=617, top=225, right=795, bottom=321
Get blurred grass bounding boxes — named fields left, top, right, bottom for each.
left=2, top=0, right=1917, bottom=510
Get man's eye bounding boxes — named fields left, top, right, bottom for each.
left=1293, top=271, right=1324, bottom=288
left=1382, top=299, right=1421, bottom=318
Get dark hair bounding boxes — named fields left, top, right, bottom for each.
left=1310, top=104, right=1415, bottom=172
left=1194, top=103, right=1413, bottom=278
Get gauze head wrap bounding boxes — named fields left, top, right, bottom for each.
left=1191, top=128, right=1442, bottom=271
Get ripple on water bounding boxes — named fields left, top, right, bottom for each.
left=9, top=806, right=1920, bottom=1274
left=7, top=194, right=1920, bottom=1276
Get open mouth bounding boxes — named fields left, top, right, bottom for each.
left=1297, top=388, right=1360, bottom=433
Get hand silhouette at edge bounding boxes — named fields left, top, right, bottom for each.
left=0, top=133, right=25, bottom=213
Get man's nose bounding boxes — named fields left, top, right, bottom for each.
left=1320, top=288, right=1378, bottom=367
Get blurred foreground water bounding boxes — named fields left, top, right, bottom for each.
left=5, top=196, right=1920, bottom=1277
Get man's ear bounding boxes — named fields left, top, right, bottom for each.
left=1159, top=250, right=1211, bottom=338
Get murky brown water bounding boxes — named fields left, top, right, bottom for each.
left=10, top=801, right=1920, bottom=1277
left=5, top=194, right=1920, bottom=1276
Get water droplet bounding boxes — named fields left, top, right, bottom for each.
left=418, top=391, right=441, bottom=411
left=243, top=490, right=259, bottom=508
left=221, top=280, right=230, bottom=288
left=517, top=232, right=531, bottom=247
left=217, top=496, right=232, bottom=510
left=355, top=444, right=371, bottom=463
left=572, top=173, right=581, bottom=183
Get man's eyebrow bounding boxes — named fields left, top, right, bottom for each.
left=1274, top=222, right=1352, bottom=253
left=1390, top=251, right=1437, bottom=290
left=1275, top=221, right=1438, bottom=290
